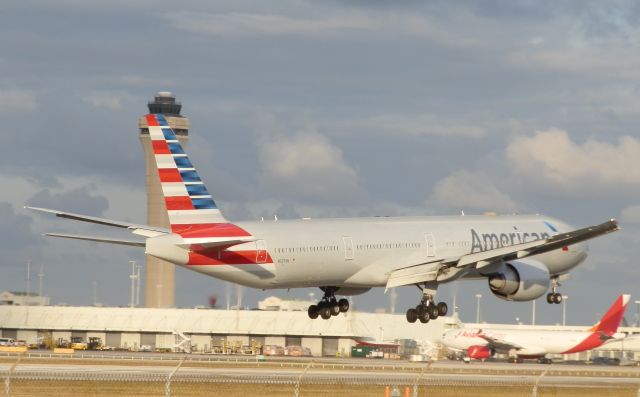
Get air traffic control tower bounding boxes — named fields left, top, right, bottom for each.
left=138, top=92, right=190, bottom=308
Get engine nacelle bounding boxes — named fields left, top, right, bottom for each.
left=467, top=345, right=492, bottom=360
left=487, top=259, right=550, bottom=301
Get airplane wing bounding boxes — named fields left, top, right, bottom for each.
left=386, top=219, right=619, bottom=289
left=476, top=333, right=525, bottom=352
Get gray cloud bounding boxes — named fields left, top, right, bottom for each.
left=259, top=130, right=368, bottom=205
left=27, top=186, right=109, bottom=216
left=427, top=170, right=518, bottom=213
left=506, top=129, right=640, bottom=197
left=0, top=203, right=41, bottom=269
left=621, top=205, right=640, bottom=224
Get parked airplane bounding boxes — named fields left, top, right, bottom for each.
left=28, top=113, right=620, bottom=323
left=441, top=294, right=630, bottom=363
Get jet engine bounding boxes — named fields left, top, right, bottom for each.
left=486, top=259, right=550, bottom=301
left=467, top=345, right=492, bottom=360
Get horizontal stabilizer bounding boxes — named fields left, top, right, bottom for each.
left=44, top=233, right=145, bottom=247
left=26, top=206, right=169, bottom=235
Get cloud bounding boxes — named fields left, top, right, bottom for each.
left=0, top=89, right=37, bottom=111
left=259, top=130, right=368, bottom=205
left=621, top=205, right=640, bottom=224
left=513, top=48, right=640, bottom=79
left=506, top=129, right=640, bottom=195
left=426, top=169, right=518, bottom=213
left=164, top=11, right=376, bottom=37
left=334, top=114, right=486, bottom=138
left=162, top=9, right=482, bottom=47
left=82, top=91, right=127, bottom=111
left=0, top=202, right=41, bottom=269
left=27, top=186, right=109, bottom=216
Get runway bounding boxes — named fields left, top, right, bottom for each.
left=1, top=352, right=639, bottom=389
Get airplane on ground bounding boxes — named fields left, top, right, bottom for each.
left=28, top=113, right=620, bottom=323
left=441, top=294, right=631, bottom=363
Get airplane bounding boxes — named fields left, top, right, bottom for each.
left=27, top=113, right=620, bottom=323
left=441, top=294, right=631, bottom=363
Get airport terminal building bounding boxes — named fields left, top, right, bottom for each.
left=0, top=304, right=450, bottom=357
left=1, top=302, right=639, bottom=361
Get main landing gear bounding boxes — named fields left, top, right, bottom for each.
left=406, top=286, right=448, bottom=324
left=307, top=287, right=349, bottom=320
left=546, top=276, right=563, bottom=304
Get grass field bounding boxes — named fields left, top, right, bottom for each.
left=5, top=380, right=638, bottom=397
left=1, top=354, right=639, bottom=397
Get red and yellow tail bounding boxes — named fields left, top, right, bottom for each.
left=587, top=294, right=630, bottom=336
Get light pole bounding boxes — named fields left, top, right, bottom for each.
left=92, top=281, right=97, bottom=306
left=475, top=294, right=482, bottom=323
left=531, top=300, right=536, bottom=325
left=562, top=295, right=569, bottom=326
left=129, top=261, right=137, bottom=308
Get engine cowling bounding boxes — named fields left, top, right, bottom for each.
left=467, top=345, right=492, bottom=360
left=487, top=259, right=550, bottom=301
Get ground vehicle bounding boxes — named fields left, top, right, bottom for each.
left=262, top=345, right=285, bottom=356
left=87, top=337, right=104, bottom=350
left=70, top=336, right=88, bottom=350
left=0, top=338, right=15, bottom=346
left=590, top=357, right=620, bottom=366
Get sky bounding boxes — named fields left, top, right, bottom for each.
left=1, top=0, right=640, bottom=326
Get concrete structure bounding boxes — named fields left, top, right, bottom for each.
left=0, top=305, right=449, bottom=356
left=257, top=296, right=315, bottom=311
left=138, top=92, right=190, bottom=308
left=0, top=291, right=49, bottom=306
left=0, top=304, right=638, bottom=360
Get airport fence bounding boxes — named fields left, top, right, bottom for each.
left=2, top=353, right=640, bottom=397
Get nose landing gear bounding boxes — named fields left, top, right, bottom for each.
left=546, top=276, right=563, bottom=304
left=307, top=287, right=350, bottom=320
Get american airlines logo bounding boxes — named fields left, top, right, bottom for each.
left=470, top=229, right=551, bottom=253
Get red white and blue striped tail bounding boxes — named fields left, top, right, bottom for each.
left=146, top=114, right=253, bottom=245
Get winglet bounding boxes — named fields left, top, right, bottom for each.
left=587, top=294, right=630, bottom=336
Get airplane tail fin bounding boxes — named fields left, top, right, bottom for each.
left=145, top=114, right=253, bottom=242
left=588, top=294, right=630, bottom=336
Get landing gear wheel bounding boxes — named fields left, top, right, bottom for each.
left=546, top=293, right=554, bottom=304
left=309, top=287, right=348, bottom=320
left=406, top=308, right=418, bottom=323
left=437, top=302, right=448, bottom=316
left=547, top=277, right=563, bottom=305
left=308, top=305, right=319, bottom=319
left=320, top=306, right=332, bottom=320
left=419, top=311, right=430, bottom=323
left=428, top=305, right=439, bottom=320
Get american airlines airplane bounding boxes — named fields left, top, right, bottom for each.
left=28, top=113, right=620, bottom=323
left=441, top=294, right=630, bottom=363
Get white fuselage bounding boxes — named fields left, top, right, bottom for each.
left=442, top=327, right=604, bottom=357
left=153, top=214, right=588, bottom=291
